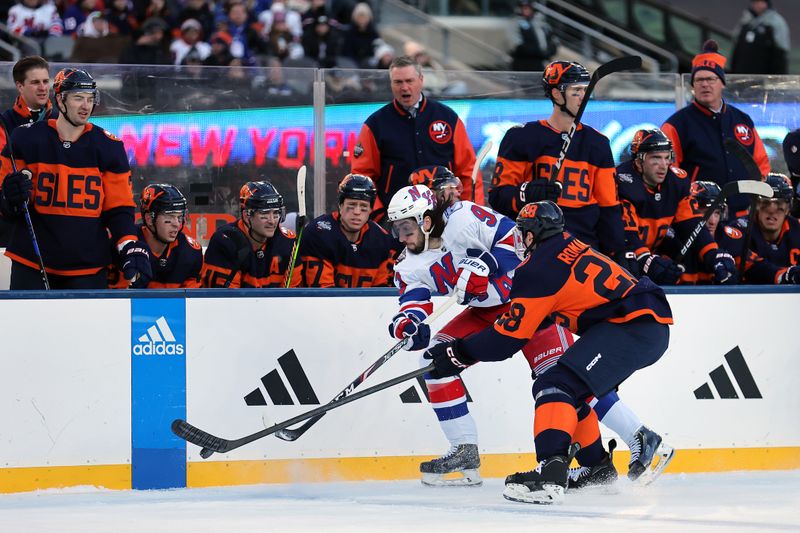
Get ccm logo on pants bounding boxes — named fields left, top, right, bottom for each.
left=586, top=353, right=602, bottom=371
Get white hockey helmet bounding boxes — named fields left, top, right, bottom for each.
left=387, top=184, right=436, bottom=225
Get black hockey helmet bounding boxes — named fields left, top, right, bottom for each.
left=338, top=173, right=377, bottom=206
left=409, top=165, right=460, bottom=192
left=240, top=180, right=285, bottom=216
left=140, top=183, right=187, bottom=217
left=53, top=68, right=98, bottom=100
left=542, top=61, right=589, bottom=100
left=690, top=181, right=721, bottom=208
left=515, top=200, right=564, bottom=257
left=764, top=173, right=793, bottom=202
left=630, top=128, right=673, bottom=161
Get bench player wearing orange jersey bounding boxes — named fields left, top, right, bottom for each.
left=423, top=201, right=673, bottom=504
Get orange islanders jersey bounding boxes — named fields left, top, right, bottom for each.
left=109, top=225, right=203, bottom=288
left=0, top=120, right=136, bottom=276
left=459, top=232, right=673, bottom=361
left=489, top=120, right=625, bottom=254
left=299, top=212, right=398, bottom=287
left=201, top=220, right=301, bottom=288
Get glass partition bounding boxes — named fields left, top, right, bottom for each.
left=0, top=62, right=796, bottom=249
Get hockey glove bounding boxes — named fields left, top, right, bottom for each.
left=779, top=265, right=800, bottom=285
left=455, top=249, right=498, bottom=305
left=423, top=339, right=477, bottom=379
left=389, top=311, right=431, bottom=351
left=120, top=240, right=153, bottom=287
left=1, top=170, right=33, bottom=209
left=611, top=250, right=641, bottom=278
left=517, top=178, right=561, bottom=204
left=708, top=250, right=737, bottom=285
left=637, top=253, right=684, bottom=285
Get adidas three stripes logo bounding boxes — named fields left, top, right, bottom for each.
left=694, top=346, right=762, bottom=400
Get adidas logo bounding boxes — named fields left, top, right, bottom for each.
left=400, top=376, right=473, bottom=403
left=245, top=350, right=320, bottom=406
left=694, top=346, right=762, bottom=400
left=133, top=316, right=184, bottom=356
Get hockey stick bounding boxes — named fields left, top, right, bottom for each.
left=675, top=179, right=773, bottom=262
left=723, top=138, right=766, bottom=278
left=273, top=292, right=459, bottom=442
left=173, top=363, right=436, bottom=458
left=548, top=56, right=643, bottom=190
left=471, top=141, right=493, bottom=202
left=284, top=165, right=307, bottom=288
left=0, top=122, right=50, bottom=289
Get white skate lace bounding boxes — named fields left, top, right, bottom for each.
left=568, top=466, right=590, bottom=482
left=629, top=435, right=642, bottom=462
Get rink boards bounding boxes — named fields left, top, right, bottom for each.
left=1, top=288, right=799, bottom=493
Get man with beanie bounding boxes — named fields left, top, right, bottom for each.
left=661, top=40, right=770, bottom=217
left=731, top=0, right=790, bottom=75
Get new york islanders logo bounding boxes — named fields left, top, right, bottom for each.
left=429, top=121, right=452, bottom=144
left=733, top=124, right=754, bottom=146
left=724, top=226, right=743, bottom=239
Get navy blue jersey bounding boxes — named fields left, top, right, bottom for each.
left=489, top=120, right=625, bottom=254
left=662, top=101, right=770, bottom=214
left=1, top=120, right=136, bottom=275
left=202, top=220, right=301, bottom=288
left=0, top=96, right=58, bottom=134
left=717, top=215, right=800, bottom=283
left=109, top=225, right=203, bottom=288
left=299, top=212, right=398, bottom=287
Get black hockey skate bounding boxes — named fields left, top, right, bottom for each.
left=503, top=455, right=569, bottom=504
left=420, top=444, right=482, bottom=487
left=628, top=425, right=675, bottom=485
left=568, top=439, right=618, bottom=492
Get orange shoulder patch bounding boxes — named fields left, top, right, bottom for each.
left=281, top=226, right=297, bottom=239
left=103, top=129, right=121, bottom=142
left=185, top=235, right=202, bottom=250
left=670, top=165, right=688, bottom=178
left=724, top=226, right=743, bottom=239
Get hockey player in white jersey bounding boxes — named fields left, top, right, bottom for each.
left=387, top=181, right=674, bottom=487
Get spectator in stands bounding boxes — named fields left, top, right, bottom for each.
left=372, top=42, right=395, bottom=69
left=299, top=174, right=397, bottom=287
left=119, top=16, right=170, bottom=65
left=351, top=55, right=480, bottom=222
left=202, top=180, right=302, bottom=288
left=265, top=9, right=302, bottom=62
left=219, top=0, right=265, bottom=65
left=78, top=11, right=110, bottom=37
left=106, top=0, right=138, bottom=35
left=178, top=0, right=215, bottom=39
left=661, top=40, right=770, bottom=218
left=340, top=2, right=380, bottom=68
left=302, top=15, right=341, bottom=68
left=203, top=30, right=236, bottom=66
left=62, top=0, right=98, bottom=35
left=7, top=0, right=63, bottom=38
left=730, top=0, right=790, bottom=75
left=404, top=41, right=450, bottom=95
left=259, top=1, right=302, bottom=42
left=141, top=0, right=176, bottom=30
left=783, top=129, right=800, bottom=188
left=302, top=0, right=332, bottom=26
left=717, top=173, right=800, bottom=284
left=170, top=18, right=211, bottom=65
left=508, top=0, right=557, bottom=72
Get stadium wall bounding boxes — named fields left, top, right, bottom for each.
left=1, top=288, right=798, bottom=493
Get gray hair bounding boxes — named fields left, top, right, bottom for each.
left=389, top=55, right=422, bottom=76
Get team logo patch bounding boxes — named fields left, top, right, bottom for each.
left=670, top=165, right=687, bottom=178
left=733, top=124, right=754, bottom=146
left=316, top=220, right=332, bottom=231
left=186, top=235, right=201, bottom=250
left=724, top=226, right=743, bottom=239
left=103, top=129, right=121, bottom=141
left=280, top=226, right=296, bottom=238
left=428, top=120, right=452, bottom=144
left=353, top=143, right=364, bottom=158
left=617, top=173, right=633, bottom=183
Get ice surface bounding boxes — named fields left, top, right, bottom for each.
left=1, top=471, right=798, bottom=532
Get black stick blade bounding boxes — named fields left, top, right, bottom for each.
left=594, top=55, right=642, bottom=80
left=723, top=137, right=764, bottom=181
left=171, top=419, right=230, bottom=454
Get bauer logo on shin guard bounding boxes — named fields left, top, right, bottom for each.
left=133, top=315, right=185, bottom=355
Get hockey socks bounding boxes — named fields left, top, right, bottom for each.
left=425, top=375, right=478, bottom=446
left=591, top=390, right=642, bottom=448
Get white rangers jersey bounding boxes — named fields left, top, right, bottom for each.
left=7, top=2, right=63, bottom=36
left=394, top=201, right=519, bottom=318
